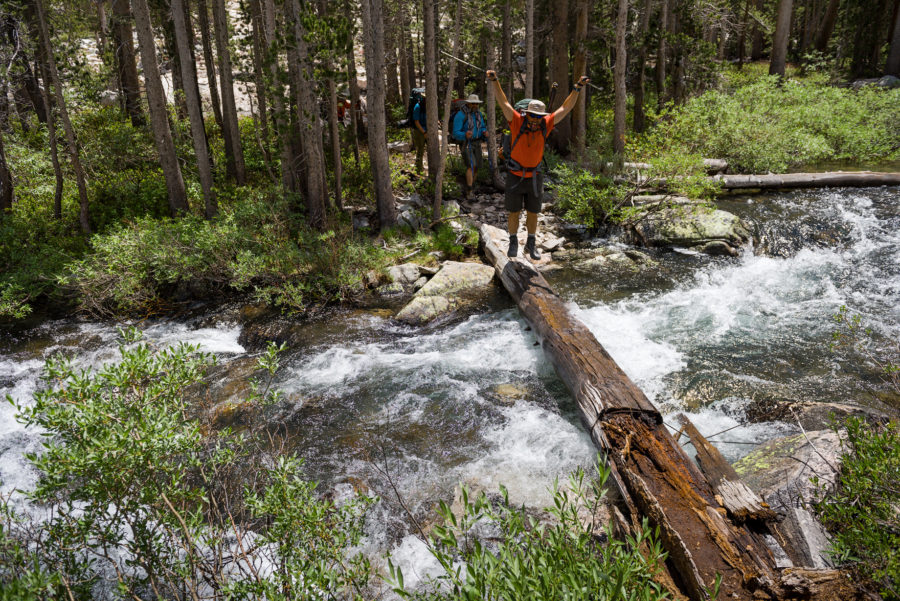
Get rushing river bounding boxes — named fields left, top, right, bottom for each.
left=1, top=186, right=898, bottom=586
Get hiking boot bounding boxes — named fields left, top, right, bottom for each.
left=507, top=235, right=518, bottom=258
left=524, top=235, right=541, bottom=260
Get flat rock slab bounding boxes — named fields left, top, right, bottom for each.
left=631, top=206, right=751, bottom=256
left=395, top=261, right=496, bottom=325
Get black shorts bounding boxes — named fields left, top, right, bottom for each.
left=504, top=171, right=543, bottom=213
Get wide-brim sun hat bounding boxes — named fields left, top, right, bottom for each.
left=524, top=99, right=548, bottom=115
left=466, top=93, right=483, bottom=104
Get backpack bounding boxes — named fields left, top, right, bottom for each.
left=500, top=98, right=549, bottom=173
left=448, top=99, right=469, bottom=144
left=397, top=87, right=425, bottom=128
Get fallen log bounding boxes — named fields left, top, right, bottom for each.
left=479, top=223, right=781, bottom=601
left=714, top=171, right=900, bottom=189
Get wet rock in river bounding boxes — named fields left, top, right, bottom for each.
left=395, top=261, right=496, bottom=325
left=630, top=204, right=752, bottom=256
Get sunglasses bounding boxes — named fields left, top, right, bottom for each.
left=525, top=112, right=543, bottom=119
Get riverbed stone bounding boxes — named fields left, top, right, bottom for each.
left=734, top=430, right=843, bottom=569
left=395, top=261, right=496, bottom=325
left=388, top=263, right=424, bottom=287
left=630, top=205, right=752, bottom=256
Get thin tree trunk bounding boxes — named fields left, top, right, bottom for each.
left=32, top=32, right=63, bottom=218
left=657, top=0, right=669, bottom=110
left=0, top=80, right=9, bottom=134
left=633, top=0, right=652, bottom=133
left=750, top=0, right=765, bottom=59
left=502, top=0, right=513, bottom=101
left=886, top=0, right=900, bottom=75
left=34, top=0, right=92, bottom=232
left=196, top=0, right=223, bottom=130
left=261, top=0, right=294, bottom=192
left=815, top=0, right=838, bottom=52
left=132, top=0, right=190, bottom=215
left=161, top=14, right=188, bottom=120
left=361, top=0, right=396, bottom=229
left=0, top=128, right=12, bottom=212
left=613, top=0, right=628, bottom=155
left=288, top=0, right=326, bottom=228
left=110, top=0, right=144, bottom=126
left=549, top=0, right=570, bottom=151
left=525, top=0, right=534, bottom=98
left=212, top=0, right=245, bottom=184
left=737, top=0, right=750, bottom=67
left=422, top=0, right=440, bottom=179
left=172, top=0, right=216, bottom=218
left=572, top=0, right=588, bottom=156
left=433, top=0, right=462, bottom=222
left=485, top=42, right=503, bottom=189
left=770, top=0, right=793, bottom=76
left=385, top=8, right=401, bottom=107
left=248, top=0, right=271, bottom=166
left=398, top=7, right=411, bottom=103
left=346, top=38, right=362, bottom=168
left=327, top=75, right=343, bottom=211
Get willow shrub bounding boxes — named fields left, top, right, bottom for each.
left=3, top=334, right=373, bottom=599
left=389, top=464, right=669, bottom=601
left=633, top=75, right=900, bottom=173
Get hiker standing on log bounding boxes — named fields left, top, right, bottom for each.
left=451, top=94, right=487, bottom=200
left=487, top=70, right=590, bottom=259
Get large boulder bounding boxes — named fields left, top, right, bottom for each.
left=734, top=430, right=843, bottom=569
left=395, top=261, right=495, bottom=325
left=631, top=205, right=752, bottom=256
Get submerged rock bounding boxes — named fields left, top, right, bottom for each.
left=630, top=205, right=752, bottom=256
left=734, top=430, right=843, bottom=569
left=395, top=261, right=496, bottom=325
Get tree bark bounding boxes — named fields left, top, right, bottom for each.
left=327, top=75, right=343, bottom=211
left=196, top=0, right=223, bottom=131
left=750, top=0, right=765, bottom=59
left=887, top=0, right=900, bottom=75
left=161, top=13, right=188, bottom=120
left=814, top=0, right=838, bottom=52
left=248, top=0, right=270, bottom=165
left=422, top=0, right=439, bottom=179
left=432, top=0, right=462, bottom=221
left=384, top=7, right=401, bottom=107
left=398, top=6, right=411, bottom=103
left=346, top=32, right=362, bottom=167
left=31, top=24, right=63, bottom=218
left=549, top=0, right=570, bottom=151
left=657, top=0, right=669, bottom=110
left=212, top=0, right=246, bottom=185
left=34, top=0, right=92, bottom=232
left=361, top=0, right=396, bottom=230
left=502, top=0, right=513, bottom=101
left=172, top=0, right=216, bottom=219
left=261, top=0, right=294, bottom=192
left=110, top=0, right=144, bottom=127
left=132, top=0, right=190, bottom=216
left=484, top=42, right=503, bottom=190
left=2, top=15, right=47, bottom=125
left=769, top=0, right=793, bottom=76
left=633, top=0, right=652, bottom=133
left=613, top=0, right=628, bottom=155
left=0, top=128, right=12, bottom=212
left=525, top=0, right=534, bottom=98
left=572, top=0, right=588, bottom=156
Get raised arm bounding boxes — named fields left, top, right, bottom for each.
left=486, top=70, right=516, bottom=122
left=552, top=75, right=590, bottom=123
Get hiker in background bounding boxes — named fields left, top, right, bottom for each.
left=411, top=90, right=427, bottom=174
left=451, top=94, right=487, bottom=200
left=486, top=70, right=590, bottom=260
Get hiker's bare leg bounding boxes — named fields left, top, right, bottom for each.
left=508, top=211, right=520, bottom=235
left=525, top=211, right=538, bottom=235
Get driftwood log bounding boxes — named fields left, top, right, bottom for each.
left=479, top=223, right=786, bottom=601
left=714, top=171, right=900, bottom=189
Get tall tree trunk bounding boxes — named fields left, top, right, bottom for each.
left=361, top=0, right=396, bottom=230
left=132, top=0, right=190, bottom=215
left=613, top=0, right=628, bottom=155
left=327, top=74, right=343, bottom=211
left=261, top=0, right=294, bottom=192
left=815, top=0, right=839, bottom=52
left=0, top=80, right=10, bottom=133
left=385, top=8, right=401, bottom=107
left=248, top=0, right=271, bottom=165
left=572, top=0, right=588, bottom=156
left=398, top=7, right=411, bottom=102
left=770, top=0, right=793, bottom=75
left=0, top=129, right=12, bottom=212
left=172, top=0, right=216, bottom=219
left=212, top=0, right=246, bottom=184
left=34, top=0, right=92, bottom=232
left=161, top=14, right=188, bottom=120
left=657, top=0, right=669, bottom=109
left=502, top=0, right=513, bottom=100
left=288, top=0, right=326, bottom=228
left=484, top=41, right=503, bottom=189
left=525, top=0, right=534, bottom=98
left=886, top=0, right=900, bottom=75
left=345, top=41, right=362, bottom=168
left=737, top=0, right=750, bottom=67
left=196, top=0, right=223, bottom=130
left=422, top=0, right=439, bottom=179
left=32, top=32, right=63, bottom=218
left=110, top=0, right=144, bottom=126
left=633, top=0, right=651, bottom=133
left=433, top=0, right=462, bottom=221
left=750, top=0, right=765, bottom=59
left=549, top=0, right=570, bottom=151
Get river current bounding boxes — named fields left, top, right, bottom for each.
left=1, top=186, right=898, bottom=587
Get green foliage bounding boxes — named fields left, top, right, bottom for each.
left=815, top=417, right=900, bottom=599
left=3, top=336, right=374, bottom=599
left=389, top=460, right=668, bottom=601
left=633, top=75, right=900, bottom=173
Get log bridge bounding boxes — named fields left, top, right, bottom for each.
left=478, top=223, right=845, bottom=601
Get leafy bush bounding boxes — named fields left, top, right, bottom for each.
left=389, top=461, right=669, bottom=601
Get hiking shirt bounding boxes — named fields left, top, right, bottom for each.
left=508, top=112, right=555, bottom=178
left=412, top=102, right=426, bottom=132
left=451, top=109, right=486, bottom=142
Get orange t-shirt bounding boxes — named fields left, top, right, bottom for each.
left=508, top=112, right=555, bottom=178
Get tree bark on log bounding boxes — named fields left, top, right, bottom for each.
left=715, top=171, right=900, bottom=189
left=479, top=222, right=783, bottom=601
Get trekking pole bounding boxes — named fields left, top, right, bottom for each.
left=440, top=49, right=485, bottom=72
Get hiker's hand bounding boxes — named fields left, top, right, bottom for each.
left=486, top=70, right=498, bottom=82
left=577, top=76, right=590, bottom=87
left=466, top=130, right=472, bottom=140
